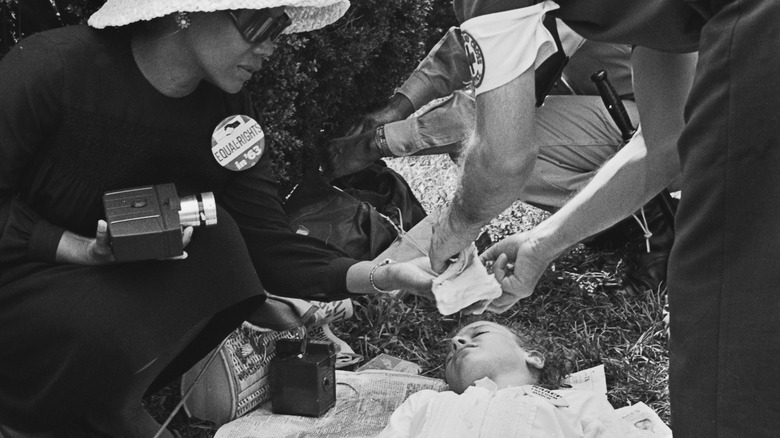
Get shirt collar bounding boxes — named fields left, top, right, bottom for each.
left=467, top=378, right=570, bottom=407
left=473, top=377, right=499, bottom=390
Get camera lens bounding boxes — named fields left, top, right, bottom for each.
left=179, top=192, right=217, bottom=227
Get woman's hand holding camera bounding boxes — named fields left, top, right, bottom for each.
left=55, top=220, right=194, bottom=265
left=168, top=225, right=194, bottom=260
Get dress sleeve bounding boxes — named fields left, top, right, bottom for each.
left=0, top=34, right=66, bottom=265
left=396, top=27, right=471, bottom=111
left=219, top=145, right=359, bottom=301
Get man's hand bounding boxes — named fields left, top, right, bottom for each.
left=321, top=131, right=382, bottom=181
left=345, top=94, right=416, bottom=137
left=323, top=94, right=417, bottom=180
left=429, top=209, right=483, bottom=273
left=478, top=231, right=554, bottom=311
left=344, top=109, right=389, bottom=137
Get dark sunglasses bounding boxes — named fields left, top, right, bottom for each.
left=228, top=9, right=292, bottom=44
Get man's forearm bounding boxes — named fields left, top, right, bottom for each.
left=447, top=70, right=538, bottom=233
left=530, top=131, right=674, bottom=258
left=529, top=49, right=697, bottom=259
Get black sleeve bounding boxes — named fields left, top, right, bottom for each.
left=0, top=34, right=66, bottom=266
left=218, top=115, right=359, bottom=301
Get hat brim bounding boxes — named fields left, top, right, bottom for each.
left=88, top=0, right=350, bottom=34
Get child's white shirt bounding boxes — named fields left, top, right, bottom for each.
left=377, top=377, right=637, bottom=438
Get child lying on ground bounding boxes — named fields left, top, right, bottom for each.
left=377, top=321, right=640, bottom=438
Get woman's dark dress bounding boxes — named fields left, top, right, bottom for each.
left=0, top=25, right=357, bottom=429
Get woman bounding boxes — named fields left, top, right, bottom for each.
left=0, top=0, right=433, bottom=436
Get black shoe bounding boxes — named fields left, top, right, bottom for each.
left=583, top=197, right=677, bottom=292
left=623, top=244, right=671, bottom=292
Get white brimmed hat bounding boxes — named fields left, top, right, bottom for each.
left=88, top=0, right=350, bottom=34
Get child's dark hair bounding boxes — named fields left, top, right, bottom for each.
left=506, top=325, right=573, bottom=390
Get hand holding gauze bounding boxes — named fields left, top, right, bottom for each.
left=432, top=244, right=501, bottom=315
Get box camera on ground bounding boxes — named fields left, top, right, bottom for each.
left=269, top=339, right=337, bottom=417
left=103, top=183, right=216, bottom=261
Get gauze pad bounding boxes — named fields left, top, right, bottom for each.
left=432, top=244, right=502, bottom=315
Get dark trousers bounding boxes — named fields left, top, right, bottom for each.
left=669, top=0, right=780, bottom=436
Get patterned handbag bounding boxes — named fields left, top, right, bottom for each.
left=181, top=299, right=355, bottom=425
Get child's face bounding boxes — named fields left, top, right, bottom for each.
left=444, top=322, right=540, bottom=393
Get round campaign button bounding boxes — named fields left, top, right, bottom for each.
left=211, top=115, right=266, bottom=171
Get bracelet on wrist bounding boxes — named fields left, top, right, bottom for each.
left=369, top=258, right=396, bottom=293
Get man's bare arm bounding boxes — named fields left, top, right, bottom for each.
left=430, top=68, right=538, bottom=272
left=534, top=48, right=697, bottom=255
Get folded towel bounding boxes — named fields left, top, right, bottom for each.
left=432, top=244, right=502, bottom=315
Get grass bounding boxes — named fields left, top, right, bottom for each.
left=144, top=154, right=670, bottom=437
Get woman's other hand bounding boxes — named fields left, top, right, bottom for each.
left=346, top=258, right=434, bottom=298
left=378, top=257, right=435, bottom=299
